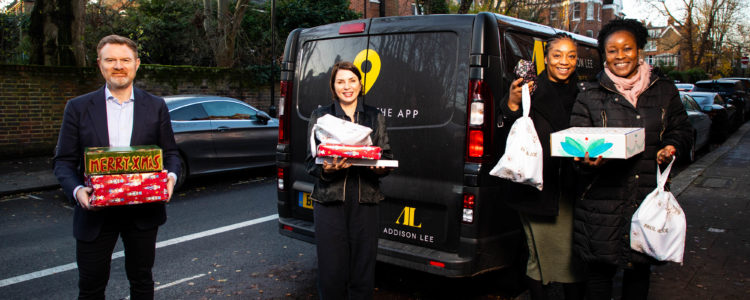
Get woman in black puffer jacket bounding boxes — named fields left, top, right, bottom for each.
left=569, top=19, right=692, bottom=300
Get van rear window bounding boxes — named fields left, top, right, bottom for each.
left=296, top=32, right=460, bottom=129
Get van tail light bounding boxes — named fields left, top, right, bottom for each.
left=429, top=261, right=446, bottom=268
left=277, top=167, right=286, bottom=190
left=465, top=79, right=492, bottom=163
left=278, top=80, right=293, bottom=144
left=467, top=130, right=484, bottom=158
left=462, top=193, right=475, bottom=224
left=339, top=23, right=366, bottom=34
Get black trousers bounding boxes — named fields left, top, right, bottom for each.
left=585, top=262, right=651, bottom=300
left=76, top=218, right=159, bottom=300
left=314, top=198, right=379, bottom=300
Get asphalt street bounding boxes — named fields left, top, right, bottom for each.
left=1, top=124, right=748, bottom=299
left=0, top=168, right=320, bottom=299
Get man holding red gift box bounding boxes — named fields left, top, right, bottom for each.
left=53, top=35, right=180, bottom=300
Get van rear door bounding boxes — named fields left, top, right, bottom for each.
left=365, top=16, right=474, bottom=253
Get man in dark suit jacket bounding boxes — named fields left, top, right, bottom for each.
left=53, top=34, right=180, bottom=300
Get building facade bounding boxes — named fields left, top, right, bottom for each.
left=546, top=0, right=623, bottom=38
left=643, top=20, right=683, bottom=69
left=349, top=0, right=423, bottom=18
left=4, top=0, right=34, bottom=14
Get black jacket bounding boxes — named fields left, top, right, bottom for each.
left=569, top=71, right=692, bottom=267
left=498, top=72, right=579, bottom=216
left=305, top=102, right=393, bottom=204
left=53, top=87, right=181, bottom=241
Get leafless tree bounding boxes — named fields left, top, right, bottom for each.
left=203, top=0, right=250, bottom=67
left=651, top=0, right=746, bottom=72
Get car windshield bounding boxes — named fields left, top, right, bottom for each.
left=676, top=84, right=692, bottom=89
left=690, top=95, right=711, bottom=106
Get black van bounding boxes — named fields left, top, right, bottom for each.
left=276, top=12, right=602, bottom=277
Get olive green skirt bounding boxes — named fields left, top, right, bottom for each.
left=520, top=197, right=583, bottom=284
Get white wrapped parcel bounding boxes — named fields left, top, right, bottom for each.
left=550, top=127, right=645, bottom=159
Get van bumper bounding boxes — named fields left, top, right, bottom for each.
left=278, top=217, right=315, bottom=244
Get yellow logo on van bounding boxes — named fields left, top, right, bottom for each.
left=353, top=49, right=381, bottom=95
left=395, top=206, right=422, bottom=228
left=532, top=39, right=546, bottom=75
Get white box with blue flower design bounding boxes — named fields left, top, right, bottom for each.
left=550, top=127, right=645, bottom=159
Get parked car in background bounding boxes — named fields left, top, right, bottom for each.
left=693, top=79, right=749, bottom=124
left=680, top=93, right=712, bottom=162
left=684, top=91, right=735, bottom=142
left=722, top=77, right=750, bottom=91
left=675, top=83, right=695, bottom=92
left=165, top=95, right=278, bottom=190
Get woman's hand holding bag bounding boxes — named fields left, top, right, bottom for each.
left=489, top=84, right=544, bottom=191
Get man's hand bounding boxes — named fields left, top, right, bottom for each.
left=76, top=187, right=97, bottom=210
left=166, top=176, right=176, bottom=202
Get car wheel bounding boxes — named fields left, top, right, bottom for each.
left=175, top=154, right=188, bottom=192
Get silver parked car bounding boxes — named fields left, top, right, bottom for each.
left=680, top=93, right=712, bottom=162
left=164, top=95, right=278, bottom=189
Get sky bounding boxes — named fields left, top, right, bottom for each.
left=622, top=0, right=679, bottom=26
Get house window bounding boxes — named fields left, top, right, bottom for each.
left=550, top=9, right=558, bottom=21
left=587, top=2, right=594, bottom=20
left=596, top=4, right=600, bottom=20
left=412, top=3, right=423, bottom=15
left=645, top=40, right=657, bottom=52
left=573, top=3, right=581, bottom=20
left=370, top=0, right=380, bottom=3
left=586, top=30, right=594, bottom=38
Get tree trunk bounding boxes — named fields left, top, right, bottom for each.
left=204, top=0, right=249, bottom=67
left=29, top=0, right=81, bottom=66
left=457, top=0, right=473, bottom=14
left=71, top=0, right=85, bottom=67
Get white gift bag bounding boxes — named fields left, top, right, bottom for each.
left=630, top=157, right=686, bottom=263
left=310, top=114, right=373, bottom=157
left=489, top=84, right=544, bottom=191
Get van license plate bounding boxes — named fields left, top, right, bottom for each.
left=298, top=192, right=313, bottom=210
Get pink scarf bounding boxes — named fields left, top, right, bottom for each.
left=604, top=60, right=652, bottom=107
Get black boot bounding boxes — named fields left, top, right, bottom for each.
left=525, top=276, right=549, bottom=300
left=562, top=282, right=585, bottom=300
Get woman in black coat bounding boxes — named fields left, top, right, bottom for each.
left=305, top=61, right=393, bottom=300
left=499, top=33, right=584, bottom=300
left=570, top=19, right=693, bottom=300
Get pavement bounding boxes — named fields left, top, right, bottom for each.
left=1, top=124, right=749, bottom=299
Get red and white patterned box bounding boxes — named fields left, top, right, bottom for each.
left=86, top=170, right=169, bottom=207
left=317, top=144, right=382, bottom=160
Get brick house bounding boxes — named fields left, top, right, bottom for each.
left=643, top=19, right=683, bottom=69
left=545, top=0, right=624, bottom=38
left=4, top=0, right=34, bottom=14
left=348, top=0, right=423, bottom=18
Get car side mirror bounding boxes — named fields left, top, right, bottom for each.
left=702, top=106, right=713, bottom=112
left=256, top=112, right=271, bottom=124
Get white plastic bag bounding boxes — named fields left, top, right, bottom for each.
left=310, top=114, right=373, bottom=157
left=489, top=84, right=544, bottom=191
left=630, top=157, right=686, bottom=263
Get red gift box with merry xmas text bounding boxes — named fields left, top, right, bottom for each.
left=316, top=144, right=382, bottom=160
left=86, top=170, right=169, bottom=207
